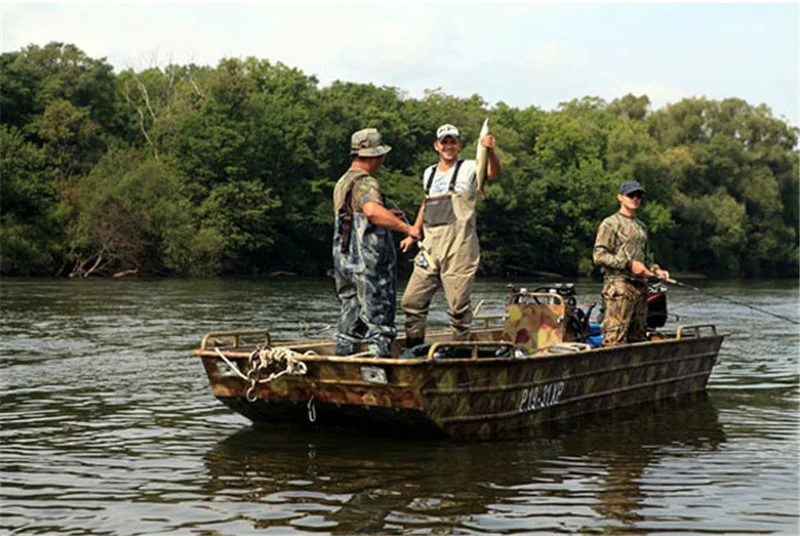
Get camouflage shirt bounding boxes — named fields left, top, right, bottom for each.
left=593, top=211, right=654, bottom=281
left=333, top=169, right=383, bottom=215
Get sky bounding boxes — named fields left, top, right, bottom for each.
left=2, top=1, right=798, bottom=125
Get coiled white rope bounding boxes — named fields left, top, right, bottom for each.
left=213, top=345, right=312, bottom=402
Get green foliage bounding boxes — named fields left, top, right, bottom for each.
left=0, top=125, right=63, bottom=274
left=36, top=99, right=106, bottom=182
left=1, top=42, right=797, bottom=278
left=0, top=43, right=118, bottom=132
left=65, top=149, right=199, bottom=276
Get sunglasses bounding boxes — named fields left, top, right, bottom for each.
left=625, top=191, right=644, bottom=199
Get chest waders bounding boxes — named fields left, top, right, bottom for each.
left=332, top=172, right=397, bottom=357
left=401, top=160, right=481, bottom=346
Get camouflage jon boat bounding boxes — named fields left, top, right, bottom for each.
left=193, top=288, right=726, bottom=439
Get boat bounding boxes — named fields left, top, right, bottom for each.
left=193, top=284, right=726, bottom=439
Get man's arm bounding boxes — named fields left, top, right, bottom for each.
left=634, top=231, right=669, bottom=279
left=592, top=220, right=628, bottom=270
left=482, top=135, right=502, bottom=180
left=411, top=201, right=424, bottom=228
left=629, top=259, right=668, bottom=279
left=363, top=201, right=421, bottom=239
left=400, top=201, right=425, bottom=252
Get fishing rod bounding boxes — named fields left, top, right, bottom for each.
left=665, top=278, right=800, bottom=325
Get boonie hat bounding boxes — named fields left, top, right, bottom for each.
left=436, top=124, right=460, bottom=141
left=619, top=180, right=645, bottom=195
left=350, top=128, right=392, bottom=157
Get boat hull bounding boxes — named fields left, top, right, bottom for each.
left=197, top=328, right=724, bottom=439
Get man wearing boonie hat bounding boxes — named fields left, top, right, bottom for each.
left=399, top=123, right=502, bottom=347
left=593, top=180, right=670, bottom=346
left=332, top=128, right=421, bottom=357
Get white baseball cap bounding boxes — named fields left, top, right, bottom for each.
left=436, top=124, right=460, bottom=141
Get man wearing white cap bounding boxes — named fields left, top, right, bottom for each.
left=400, top=123, right=501, bottom=347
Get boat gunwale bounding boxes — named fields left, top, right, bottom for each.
left=193, top=330, right=729, bottom=366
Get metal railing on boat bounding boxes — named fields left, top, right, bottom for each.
left=200, top=329, right=271, bottom=351
left=675, top=324, right=718, bottom=339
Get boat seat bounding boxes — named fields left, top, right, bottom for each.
left=502, top=292, right=566, bottom=352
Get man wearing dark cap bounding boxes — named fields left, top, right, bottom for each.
left=332, top=128, right=421, bottom=357
left=593, top=180, right=670, bottom=346
left=399, top=123, right=501, bottom=347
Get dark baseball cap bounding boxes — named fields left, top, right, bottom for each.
left=619, top=180, right=645, bottom=195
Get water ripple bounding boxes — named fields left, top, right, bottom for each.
left=1, top=278, right=797, bottom=534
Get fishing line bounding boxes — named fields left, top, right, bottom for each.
left=385, top=197, right=425, bottom=258
left=385, top=197, right=412, bottom=226
left=666, top=279, right=800, bottom=325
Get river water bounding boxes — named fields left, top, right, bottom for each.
left=1, top=277, right=798, bottom=535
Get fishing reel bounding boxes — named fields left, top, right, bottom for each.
left=646, top=277, right=669, bottom=328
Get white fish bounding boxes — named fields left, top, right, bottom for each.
left=475, top=118, right=490, bottom=192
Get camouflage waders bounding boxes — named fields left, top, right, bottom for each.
left=600, top=279, right=648, bottom=346
left=594, top=211, right=657, bottom=347
left=402, top=165, right=479, bottom=343
left=333, top=171, right=397, bottom=357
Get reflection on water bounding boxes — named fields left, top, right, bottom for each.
left=0, top=278, right=797, bottom=534
left=203, top=396, right=726, bottom=534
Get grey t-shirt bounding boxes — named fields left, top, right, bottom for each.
left=423, top=160, right=478, bottom=195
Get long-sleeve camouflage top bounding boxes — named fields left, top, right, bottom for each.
left=593, top=211, right=654, bottom=281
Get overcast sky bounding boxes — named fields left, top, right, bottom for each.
left=2, top=1, right=798, bottom=125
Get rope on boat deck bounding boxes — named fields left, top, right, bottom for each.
left=213, top=348, right=251, bottom=381
left=473, top=299, right=486, bottom=317
left=299, top=321, right=334, bottom=337
left=213, top=345, right=311, bottom=402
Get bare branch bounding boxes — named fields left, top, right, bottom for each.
left=136, top=107, right=159, bottom=161
left=189, top=74, right=206, bottom=103
left=83, top=251, right=105, bottom=278
left=136, top=79, right=157, bottom=121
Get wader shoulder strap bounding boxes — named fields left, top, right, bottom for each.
left=339, top=171, right=369, bottom=254
left=424, top=160, right=464, bottom=196
left=424, top=166, right=437, bottom=196
left=449, top=159, right=464, bottom=192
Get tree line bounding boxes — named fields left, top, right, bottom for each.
left=2, top=42, right=798, bottom=278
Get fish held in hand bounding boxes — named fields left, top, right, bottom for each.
left=475, top=118, right=490, bottom=192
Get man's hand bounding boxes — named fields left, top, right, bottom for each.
left=654, top=267, right=670, bottom=280
left=631, top=260, right=670, bottom=280
left=630, top=260, right=652, bottom=277
left=400, top=225, right=422, bottom=252
left=482, top=135, right=502, bottom=179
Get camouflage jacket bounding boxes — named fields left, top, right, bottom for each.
left=593, top=211, right=655, bottom=281
left=333, top=169, right=382, bottom=215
